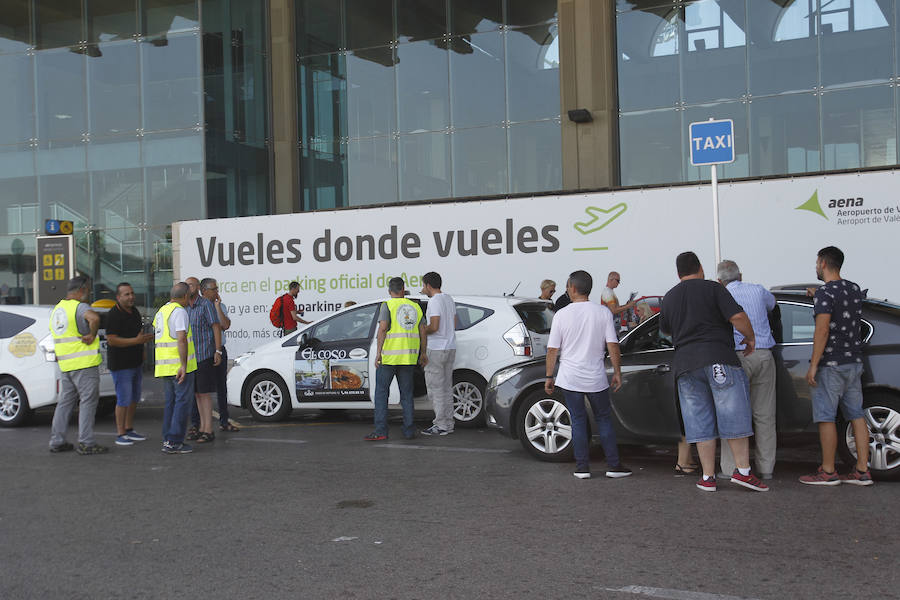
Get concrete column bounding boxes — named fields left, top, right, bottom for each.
left=558, top=0, right=619, bottom=190
left=270, top=0, right=298, bottom=214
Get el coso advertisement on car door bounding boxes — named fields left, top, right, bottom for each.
left=176, top=169, right=900, bottom=356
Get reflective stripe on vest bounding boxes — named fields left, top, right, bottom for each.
left=381, top=298, right=422, bottom=366
left=49, top=299, right=101, bottom=373
left=153, top=301, right=198, bottom=377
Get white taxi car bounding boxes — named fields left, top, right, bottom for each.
left=0, top=305, right=115, bottom=427
left=227, top=295, right=554, bottom=427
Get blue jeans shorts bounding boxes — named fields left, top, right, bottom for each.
left=811, top=363, right=864, bottom=423
left=111, top=366, right=142, bottom=407
left=677, top=363, right=753, bottom=443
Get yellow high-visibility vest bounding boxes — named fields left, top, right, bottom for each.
left=382, top=298, right=422, bottom=366
left=153, top=301, right=197, bottom=377
left=49, top=299, right=101, bottom=372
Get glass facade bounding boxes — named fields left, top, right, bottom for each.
left=296, top=0, right=562, bottom=209
left=0, top=0, right=270, bottom=308
left=616, top=0, right=900, bottom=186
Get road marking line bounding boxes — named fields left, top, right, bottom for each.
left=237, top=422, right=341, bottom=429
left=605, top=586, right=759, bottom=600
left=377, top=444, right=510, bottom=454
left=225, top=437, right=307, bottom=445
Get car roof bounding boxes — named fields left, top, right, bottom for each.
left=772, top=290, right=900, bottom=315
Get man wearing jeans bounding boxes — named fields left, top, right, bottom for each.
left=717, top=260, right=778, bottom=479
left=365, top=277, right=427, bottom=441
left=544, top=270, right=631, bottom=479
left=154, top=282, right=197, bottom=454
left=660, top=252, right=768, bottom=492
left=800, top=246, right=873, bottom=486
left=420, top=271, right=456, bottom=436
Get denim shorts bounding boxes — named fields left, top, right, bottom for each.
left=677, top=363, right=753, bottom=443
left=110, top=366, right=142, bottom=407
left=811, top=363, right=864, bottom=423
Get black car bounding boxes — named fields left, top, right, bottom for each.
left=484, top=291, right=900, bottom=480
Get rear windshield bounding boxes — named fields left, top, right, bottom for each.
left=0, top=311, right=37, bottom=339
left=515, top=302, right=554, bottom=335
left=456, top=303, right=494, bottom=330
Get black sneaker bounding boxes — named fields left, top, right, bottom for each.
left=605, top=464, right=633, bottom=478
left=76, top=443, right=109, bottom=455
left=49, top=442, right=74, bottom=453
left=573, top=466, right=591, bottom=479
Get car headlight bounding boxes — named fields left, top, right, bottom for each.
left=233, top=351, right=254, bottom=366
left=489, top=366, right=523, bottom=389
left=38, top=335, right=57, bottom=362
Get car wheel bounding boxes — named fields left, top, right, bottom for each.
left=838, top=390, right=900, bottom=481
left=0, top=378, right=31, bottom=427
left=245, top=372, right=292, bottom=422
left=452, top=373, right=486, bottom=427
left=516, top=389, right=574, bottom=462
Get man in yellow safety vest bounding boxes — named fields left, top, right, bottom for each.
left=154, top=282, right=198, bottom=454
left=48, top=275, right=107, bottom=455
left=365, top=277, right=427, bottom=441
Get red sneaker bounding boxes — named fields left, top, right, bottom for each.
left=364, top=432, right=388, bottom=441
left=696, top=476, right=717, bottom=492
left=840, top=469, right=874, bottom=486
left=730, top=469, right=769, bottom=492
left=798, top=466, right=841, bottom=486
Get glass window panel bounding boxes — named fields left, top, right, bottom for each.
left=347, top=46, right=396, bottom=138
left=397, top=0, right=447, bottom=43
left=397, top=40, right=449, bottom=132
left=228, top=0, right=267, bottom=52
left=617, top=7, right=680, bottom=111
left=750, top=92, right=820, bottom=177
left=822, top=85, right=896, bottom=169
left=36, top=0, right=83, bottom=49
left=0, top=1, right=32, bottom=54
left=0, top=144, right=35, bottom=179
left=142, top=130, right=202, bottom=167
left=230, top=45, right=269, bottom=144
left=451, top=125, right=507, bottom=197
left=0, top=54, right=35, bottom=145
left=91, top=167, right=143, bottom=229
left=506, top=24, right=560, bottom=122
left=507, top=0, right=558, bottom=28
left=299, top=53, right=347, bottom=144
left=749, top=0, right=817, bottom=95
left=619, top=108, right=682, bottom=186
left=398, top=131, right=450, bottom=201
left=147, top=163, right=204, bottom=226
left=87, top=135, right=140, bottom=171
left=87, top=0, right=137, bottom=43
left=36, top=49, right=86, bottom=141
left=450, top=0, right=502, bottom=35
left=297, top=0, right=342, bottom=56
left=683, top=102, right=749, bottom=181
left=142, top=0, right=199, bottom=36
left=346, top=0, right=393, bottom=50
left=205, top=144, right=269, bottom=218
left=348, top=136, right=397, bottom=205
left=821, top=0, right=892, bottom=88
left=682, top=0, right=747, bottom=104
left=0, top=173, right=38, bottom=236
left=508, top=120, right=561, bottom=193
left=449, top=32, right=504, bottom=128
left=141, top=33, right=201, bottom=131
left=88, top=40, right=140, bottom=137
left=300, top=144, right=348, bottom=211
left=41, top=171, right=89, bottom=228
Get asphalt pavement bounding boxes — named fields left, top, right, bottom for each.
left=1, top=391, right=896, bottom=600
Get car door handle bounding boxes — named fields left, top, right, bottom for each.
left=654, top=364, right=671, bottom=374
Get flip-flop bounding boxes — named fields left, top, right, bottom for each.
left=674, top=463, right=699, bottom=475
left=219, top=423, right=239, bottom=432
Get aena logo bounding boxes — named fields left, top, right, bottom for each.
left=795, top=190, right=865, bottom=221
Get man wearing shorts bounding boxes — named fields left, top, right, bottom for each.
left=800, top=246, right=873, bottom=486
left=106, top=282, right=154, bottom=446
left=660, top=251, right=768, bottom=492
left=185, top=276, right=222, bottom=444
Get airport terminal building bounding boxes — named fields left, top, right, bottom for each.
left=1, top=0, right=899, bottom=308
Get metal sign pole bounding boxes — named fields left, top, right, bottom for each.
left=711, top=163, right=721, bottom=266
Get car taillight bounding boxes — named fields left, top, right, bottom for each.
left=39, top=335, right=57, bottom=362
left=503, top=323, right=532, bottom=357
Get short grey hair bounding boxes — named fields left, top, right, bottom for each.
left=68, top=275, right=90, bottom=292
left=170, top=282, right=190, bottom=300
left=716, top=260, right=741, bottom=285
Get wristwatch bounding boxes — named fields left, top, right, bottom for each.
left=215, top=349, right=223, bottom=355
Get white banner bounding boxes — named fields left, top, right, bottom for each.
left=177, top=169, right=899, bottom=355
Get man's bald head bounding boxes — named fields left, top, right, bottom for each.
left=185, top=277, right=200, bottom=299
left=171, top=282, right=190, bottom=302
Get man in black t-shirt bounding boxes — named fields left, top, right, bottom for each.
left=105, top=283, right=154, bottom=446
left=799, top=246, right=873, bottom=486
left=660, top=251, right=768, bottom=493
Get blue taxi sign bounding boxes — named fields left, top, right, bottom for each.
left=689, top=119, right=735, bottom=166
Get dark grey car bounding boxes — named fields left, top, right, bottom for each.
left=484, top=292, right=900, bottom=480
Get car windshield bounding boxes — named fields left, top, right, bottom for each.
left=619, top=314, right=672, bottom=353
left=514, top=302, right=554, bottom=335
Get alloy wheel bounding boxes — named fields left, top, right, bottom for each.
left=250, top=380, right=283, bottom=417
left=453, top=381, right=483, bottom=422
left=847, top=405, right=900, bottom=472
left=0, top=384, right=22, bottom=422
left=523, top=398, right=572, bottom=456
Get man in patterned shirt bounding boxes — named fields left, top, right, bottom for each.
left=800, top=246, right=873, bottom=486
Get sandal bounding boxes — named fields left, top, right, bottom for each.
left=219, top=423, right=239, bottom=432
left=196, top=432, right=215, bottom=443
left=674, top=463, right=699, bottom=475
left=186, top=427, right=200, bottom=441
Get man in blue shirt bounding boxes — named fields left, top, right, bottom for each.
left=185, top=276, right=222, bottom=444
left=717, top=260, right=777, bottom=479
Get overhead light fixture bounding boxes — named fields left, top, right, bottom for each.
left=567, top=109, right=593, bottom=123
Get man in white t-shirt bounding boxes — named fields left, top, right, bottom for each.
left=420, top=272, right=457, bottom=435
left=545, top=270, right=632, bottom=479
